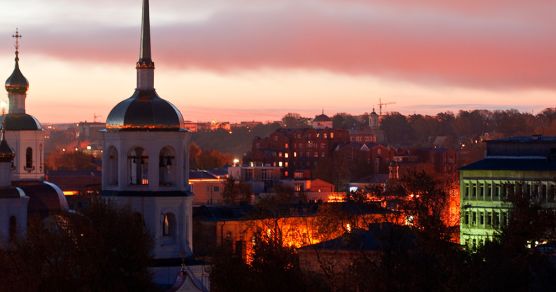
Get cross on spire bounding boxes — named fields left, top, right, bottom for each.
left=12, top=28, right=22, bottom=61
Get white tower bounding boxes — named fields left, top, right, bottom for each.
left=0, top=126, right=29, bottom=247
left=102, top=0, right=192, bottom=260
left=3, top=29, right=44, bottom=181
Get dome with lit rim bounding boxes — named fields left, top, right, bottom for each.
left=106, top=89, right=184, bottom=131
left=105, top=0, right=184, bottom=132
left=5, top=61, right=28, bottom=94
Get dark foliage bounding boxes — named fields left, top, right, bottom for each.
left=0, top=199, right=155, bottom=292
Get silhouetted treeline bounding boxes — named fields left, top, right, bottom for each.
left=192, top=123, right=281, bottom=157
left=379, top=108, right=556, bottom=146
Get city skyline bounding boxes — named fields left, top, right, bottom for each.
left=0, top=0, right=554, bottom=123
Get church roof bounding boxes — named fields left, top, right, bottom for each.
left=0, top=134, right=15, bottom=162
left=313, top=114, right=332, bottom=122
left=106, top=89, right=184, bottom=131
left=13, top=181, right=69, bottom=219
left=0, top=113, right=42, bottom=131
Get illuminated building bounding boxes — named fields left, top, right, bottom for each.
left=193, top=204, right=402, bottom=261
left=189, top=170, right=226, bottom=206
left=251, top=128, right=350, bottom=178
left=460, top=136, right=556, bottom=248
left=100, top=1, right=204, bottom=289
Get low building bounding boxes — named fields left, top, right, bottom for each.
left=298, top=223, right=415, bottom=275
left=190, top=170, right=226, bottom=206
left=228, top=165, right=281, bottom=193
left=460, top=135, right=556, bottom=248
left=193, top=204, right=401, bottom=261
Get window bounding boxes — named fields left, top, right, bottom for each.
left=293, top=152, right=297, bottom=158
left=162, top=213, right=176, bottom=237
left=285, top=153, right=289, bottom=158
left=129, top=147, right=148, bottom=185
left=472, top=212, right=477, bottom=225
left=107, top=147, right=119, bottom=186
left=464, top=211, right=469, bottom=225
left=159, top=147, right=176, bottom=186
left=25, top=147, right=33, bottom=170
left=486, top=211, right=491, bottom=227
left=493, top=211, right=499, bottom=228
left=479, top=212, right=484, bottom=225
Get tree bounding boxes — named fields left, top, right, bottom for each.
left=189, top=143, right=233, bottom=170
left=380, top=112, right=413, bottom=145
left=0, top=199, right=154, bottom=291
left=45, top=150, right=99, bottom=171
left=332, top=113, right=360, bottom=130
left=281, top=113, right=310, bottom=128
left=221, top=177, right=253, bottom=205
left=210, top=231, right=305, bottom=292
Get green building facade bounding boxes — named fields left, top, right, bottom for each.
left=460, top=136, right=556, bottom=248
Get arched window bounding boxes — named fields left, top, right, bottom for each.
left=108, top=147, right=119, bottom=186
left=25, top=147, right=33, bottom=170
left=159, top=146, right=176, bottom=186
left=9, top=216, right=16, bottom=242
left=128, top=147, right=148, bottom=185
left=162, top=213, right=176, bottom=237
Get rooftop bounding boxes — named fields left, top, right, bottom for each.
left=460, top=158, right=556, bottom=171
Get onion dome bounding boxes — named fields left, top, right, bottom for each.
left=5, top=29, right=28, bottom=94
left=106, top=89, right=184, bottom=131
left=5, top=59, right=28, bottom=94
left=0, top=114, right=42, bottom=131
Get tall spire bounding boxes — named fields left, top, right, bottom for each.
left=139, top=0, right=152, bottom=64
left=136, top=0, right=155, bottom=90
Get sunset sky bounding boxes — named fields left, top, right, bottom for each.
left=0, top=0, right=554, bottom=123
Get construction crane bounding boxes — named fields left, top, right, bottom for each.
left=377, top=98, right=396, bottom=116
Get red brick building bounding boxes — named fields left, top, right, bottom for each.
left=251, top=128, right=350, bottom=178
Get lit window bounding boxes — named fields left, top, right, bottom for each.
left=279, top=161, right=283, bottom=167
left=293, top=152, right=297, bottom=157
left=162, top=213, right=176, bottom=237
left=285, top=153, right=289, bottom=158
left=330, top=133, right=334, bottom=139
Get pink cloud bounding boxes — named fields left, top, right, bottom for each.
left=4, top=1, right=556, bottom=90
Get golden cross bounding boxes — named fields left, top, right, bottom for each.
left=12, top=28, right=22, bottom=53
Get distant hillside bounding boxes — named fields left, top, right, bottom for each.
left=191, top=123, right=281, bottom=156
